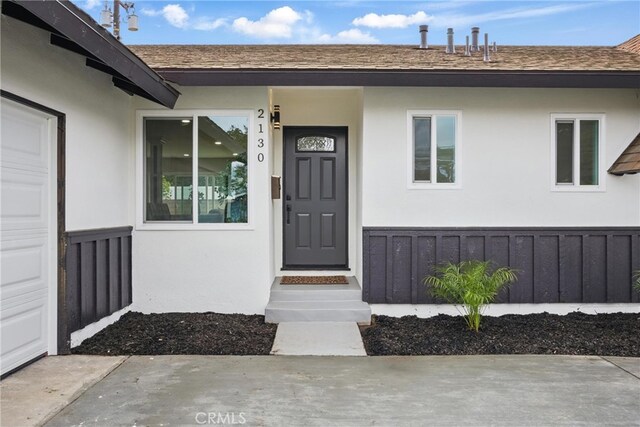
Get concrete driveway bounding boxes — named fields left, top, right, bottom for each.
left=2, top=355, right=639, bottom=426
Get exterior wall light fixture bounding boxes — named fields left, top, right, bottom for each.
left=271, top=105, right=281, bottom=130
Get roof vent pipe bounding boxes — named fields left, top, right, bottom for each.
left=492, top=41, right=497, bottom=52
left=419, top=25, right=429, bottom=49
left=464, top=35, right=470, bottom=56
left=471, top=27, right=479, bottom=51
left=483, top=33, right=491, bottom=62
left=446, top=28, right=455, bottom=54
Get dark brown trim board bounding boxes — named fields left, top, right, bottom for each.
left=363, top=227, right=640, bottom=304
left=0, top=90, right=69, bottom=354
left=65, top=227, right=133, bottom=333
left=56, top=105, right=68, bottom=353
left=157, top=69, right=640, bottom=89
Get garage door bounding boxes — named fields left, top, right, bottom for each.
left=1, top=98, right=55, bottom=376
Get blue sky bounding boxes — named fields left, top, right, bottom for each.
left=81, top=1, right=639, bottom=45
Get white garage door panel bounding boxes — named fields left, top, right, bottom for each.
left=1, top=237, right=47, bottom=302
left=0, top=104, right=49, bottom=172
left=0, top=297, right=47, bottom=374
left=1, top=98, right=53, bottom=376
left=1, top=168, right=48, bottom=232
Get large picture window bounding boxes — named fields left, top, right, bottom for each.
left=551, top=114, right=603, bottom=191
left=141, top=112, right=251, bottom=226
left=408, top=110, right=461, bottom=188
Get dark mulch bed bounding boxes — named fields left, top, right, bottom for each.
left=73, top=312, right=277, bottom=355
left=361, top=312, right=640, bottom=356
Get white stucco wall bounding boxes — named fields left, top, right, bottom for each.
left=132, top=85, right=639, bottom=314
left=362, top=87, right=640, bottom=227
left=132, top=87, right=272, bottom=314
left=1, top=17, right=134, bottom=231
left=1, top=16, right=136, bottom=352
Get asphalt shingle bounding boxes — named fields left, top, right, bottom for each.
left=617, top=34, right=640, bottom=55
left=129, top=43, right=640, bottom=72
left=609, top=133, right=640, bottom=175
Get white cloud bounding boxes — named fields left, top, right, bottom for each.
left=141, top=5, right=225, bottom=32
left=193, top=18, right=227, bottom=31
left=352, top=11, right=431, bottom=29
left=232, top=6, right=302, bottom=39
left=350, top=3, right=591, bottom=33
left=303, top=10, right=314, bottom=25
left=422, top=1, right=476, bottom=12
left=428, top=3, right=592, bottom=28
left=85, top=0, right=101, bottom=9
left=481, top=4, right=590, bottom=21
left=317, top=29, right=379, bottom=44
left=162, top=4, right=189, bottom=29
left=141, top=8, right=162, bottom=17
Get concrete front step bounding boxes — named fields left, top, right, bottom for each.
left=265, top=300, right=372, bottom=324
left=265, top=277, right=372, bottom=324
left=269, top=277, right=363, bottom=302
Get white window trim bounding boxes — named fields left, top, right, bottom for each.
left=549, top=113, right=606, bottom=193
left=407, top=110, right=462, bottom=190
left=136, top=109, right=255, bottom=230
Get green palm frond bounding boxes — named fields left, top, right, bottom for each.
left=424, top=260, right=518, bottom=332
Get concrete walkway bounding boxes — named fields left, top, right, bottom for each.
left=30, top=355, right=640, bottom=426
left=271, top=322, right=367, bottom=356
left=1, top=355, right=127, bottom=427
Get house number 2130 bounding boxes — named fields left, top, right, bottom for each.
left=257, top=109, right=266, bottom=162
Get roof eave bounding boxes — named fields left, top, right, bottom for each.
left=608, top=133, right=640, bottom=176
left=2, top=0, right=180, bottom=108
left=155, top=69, right=640, bottom=89
left=608, top=166, right=639, bottom=176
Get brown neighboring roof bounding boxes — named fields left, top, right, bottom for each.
left=617, top=34, right=640, bottom=55
left=609, top=133, right=640, bottom=176
left=130, top=44, right=640, bottom=72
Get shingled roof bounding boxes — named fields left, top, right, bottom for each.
left=130, top=44, right=640, bottom=72
left=128, top=41, right=640, bottom=88
left=617, top=34, right=640, bottom=55
left=609, top=133, right=640, bottom=176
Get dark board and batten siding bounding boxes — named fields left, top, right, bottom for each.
left=65, top=226, right=133, bottom=333
left=363, top=227, right=640, bottom=304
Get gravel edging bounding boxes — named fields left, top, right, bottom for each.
left=360, top=312, right=640, bottom=357
left=73, top=312, right=277, bottom=355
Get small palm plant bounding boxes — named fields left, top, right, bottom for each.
left=425, top=260, right=518, bottom=332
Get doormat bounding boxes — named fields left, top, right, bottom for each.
left=280, top=276, right=349, bottom=285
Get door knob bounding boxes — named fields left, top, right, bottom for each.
left=286, top=204, right=291, bottom=224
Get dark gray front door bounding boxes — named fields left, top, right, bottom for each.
left=283, top=127, right=348, bottom=269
